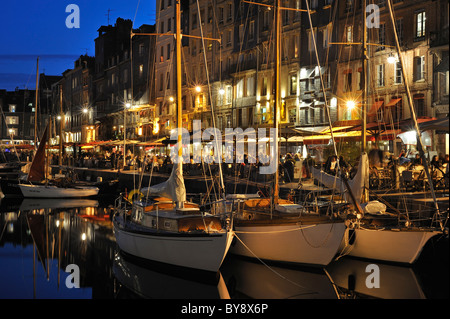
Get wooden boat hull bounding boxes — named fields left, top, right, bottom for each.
left=339, top=227, right=442, bottom=264
left=113, top=217, right=234, bottom=273
left=231, top=219, right=346, bottom=267
left=19, top=184, right=99, bottom=198
left=1, top=178, right=114, bottom=197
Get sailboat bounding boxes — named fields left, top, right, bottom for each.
left=113, top=0, right=234, bottom=274
left=310, top=0, right=447, bottom=264
left=226, top=0, right=346, bottom=267
left=12, top=122, right=99, bottom=198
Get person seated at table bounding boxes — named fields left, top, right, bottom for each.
left=325, top=155, right=338, bottom=175
left=339, top=155, right=349, bottom=170
left=430, top=155, right=441, bottom=170
left=398, top=153, right=410, bottom=165
left=413, top=154, right=423, bottom=165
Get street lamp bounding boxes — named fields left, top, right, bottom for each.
left=387, top=54, right=397, bottom=64
left=346, top=100, right=356, bottom=110
left=124, top=102, right=132, bottom=168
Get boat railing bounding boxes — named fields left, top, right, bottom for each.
left=114, top=192, right=131, bottom=215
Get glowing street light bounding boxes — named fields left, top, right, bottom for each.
left=195, top=86, right=202, bottom=93
left=346, top=100, right=356, bottom=110
left=387, top=54, right=397, bottom=64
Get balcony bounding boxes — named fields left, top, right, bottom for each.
left=430, top=26, right=449, bottom=48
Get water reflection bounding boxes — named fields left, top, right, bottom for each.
left=0, top=198, right=116, bottom=299
left=113, top=252, right=229, bottom=299
left=221, top=256, right=338, bottom=299
left=0, top=197, right=447, bottom=299
left=326, top=257, right=426, bottom=299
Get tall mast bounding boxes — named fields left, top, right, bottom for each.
left=176, top=0, right=184, bottom=209
left=59, top=84, right=64, bottom=170
left=35, top=57, right=39, bottom=147
left=386, top=0, right=441, bottom=220
left=361, top=0, right=368, bottom=153
left=273, top=0, right=280, bottom=206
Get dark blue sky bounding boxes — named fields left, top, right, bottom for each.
left=0, top=0, right=156, bottom=91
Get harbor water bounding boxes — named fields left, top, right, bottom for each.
left=0, top=196, right=448, bottom=300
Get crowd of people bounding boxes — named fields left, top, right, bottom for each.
left=2, top=147, right=448, bottom=188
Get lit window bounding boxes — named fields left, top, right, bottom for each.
left=376, top=64, right=385, bottom=87
left=346, top=26, right=353, bottom=43
left=395, top=62, right=403, bottom=84
left=414, top=56, right=425, bottom=81
left=290, top=75, right=297, bottom=95
left=415, top=11, right=426, bottom=39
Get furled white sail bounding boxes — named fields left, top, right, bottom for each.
left=141, top=162, right=186, bottom=203
left=311, top=152, right=369, bottom=204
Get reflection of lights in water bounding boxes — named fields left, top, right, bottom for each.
left=81, top=233, right=87, bottom=241
left=56, top=220, right=60, bottom=227
left=7, top=223, right=14, bottom=233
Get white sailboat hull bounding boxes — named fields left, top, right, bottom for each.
left=231, top=221, right=346, bottom=267
left=339, top=227, right=441, bottom=264
left=114, top=223, right=234, bottom=273
left=19, top=184, right=99, bottom=198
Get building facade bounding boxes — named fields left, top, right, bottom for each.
left=153, top=0, right=448, bottom=155
left=5, top=0, right=446, bottom=160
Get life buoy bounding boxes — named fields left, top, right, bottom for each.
left=128, top=189, right=144, bottom=202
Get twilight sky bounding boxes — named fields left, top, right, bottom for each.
left=0, top=0, right=156, bottom=91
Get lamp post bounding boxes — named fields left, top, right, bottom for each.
left=387, top=53, right=397, bottom=64
left=124, top=102, right=131, bottom=168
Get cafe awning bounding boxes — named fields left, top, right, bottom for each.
left=385, top=98, right=402, bottom=107
left=112, top=139, right=140, bottom=145
left=397, top=130, right=433, bottom=146
left=368, top=100, right=384, bottom=116
left=10, top=144, right=34, bottom=150
left=418, top=117, right=449, bottom=132
left=137, top=141, right=165, bottom=147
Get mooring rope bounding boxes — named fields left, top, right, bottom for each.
left=233, top=233, right=317, bottom=293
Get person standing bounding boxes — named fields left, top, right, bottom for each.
left=283, top=153, right=295, bottom=182
left=110, top=150, right=116, bottom=170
